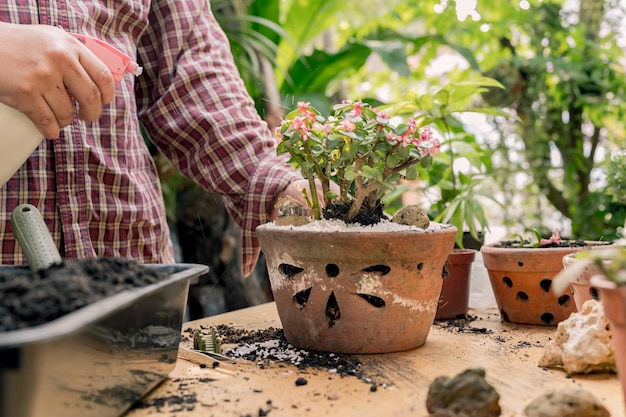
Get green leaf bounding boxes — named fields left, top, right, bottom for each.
left=275, top=0, right=348, bottom=88
left=283, top=44, right=372, bottom=94
left=405, top=164, right=418, bottom=180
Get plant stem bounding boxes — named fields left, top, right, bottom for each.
left=307, top=176, right=321, bottom=219
left=302, top=140, right=331, bottom=219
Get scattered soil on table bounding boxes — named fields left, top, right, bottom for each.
left=0, top=258, right=169, bottom=332
left=183, top=324, right=385, bottom=389
left=433, top=314, right=493, bottom=334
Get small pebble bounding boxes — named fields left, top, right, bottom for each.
left=295, top=377, right=308, bottom=386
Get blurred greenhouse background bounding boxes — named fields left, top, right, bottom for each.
left=158, top=0, right=626, bottom=317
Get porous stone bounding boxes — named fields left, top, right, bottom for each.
left=426, top=368, right=501, bottom=417
left=524, top=387, right=610, bottom=417
left=538, top=300, right=615, bottom=374
left=274, top=196, right=311, bottom=227
left=392, top=205, right=430, bottom=229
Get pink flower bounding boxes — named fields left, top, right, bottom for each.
left=540, top=228, right=561, bottom=246
left=274, top=126, right=283, bottom=140
left=408, top=118, right=417, bottom=134
left=399, top=134, right=413, bottom=147
left=350, top=100, right=364, bottom=117
left=340, top=120, right=356, bottom=132
left=291, top=116, right=310, bottom=140
left=297, top=101, right=310, bottom=114
left=386, top=131, right=398, bottom=144
left=428, top=138, right=441, bottom=156
left=419, top=126, right=433, bottom=143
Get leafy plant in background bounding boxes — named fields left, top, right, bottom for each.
left=384, top=78, right=509, bottom=247
left=607, top=151, right=626, bottom=206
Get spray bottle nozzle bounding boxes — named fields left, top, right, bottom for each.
left=70, top=33, right=143, bottom=82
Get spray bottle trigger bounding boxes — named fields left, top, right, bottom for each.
left=70, top=33, right=142, bottom=81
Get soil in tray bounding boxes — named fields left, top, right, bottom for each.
left=0, top=258, right=169, bottom=332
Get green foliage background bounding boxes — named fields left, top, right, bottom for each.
left=207, top=0, right=626, bottom=241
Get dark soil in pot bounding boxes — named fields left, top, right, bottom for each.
left=0, top=258, right=169, bottom=332
left=492, top=240, right=610, bottom=249
left=322, top=200, right=386, bottom=225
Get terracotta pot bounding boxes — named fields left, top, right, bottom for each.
left=435, top=249, right=476, bottom=320
left=591, top=275, right=626, bottom=410
left=481, top=244, right=588, bottom=325
left=256, top=223, right=457, bottom=354
left=562, top=252, right=603, bottom=311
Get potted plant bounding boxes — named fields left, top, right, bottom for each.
left=553, top=245, right=626, bottom=409
left=386, top=78, right=507, bottom=319
left=558, top=152, right=626, bottom=311
left=481, top=228, right=612, bottom=326
left=256, top=100, right=457, bottom=354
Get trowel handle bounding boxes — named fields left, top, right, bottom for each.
left=11, top=204, right=62, bottom=274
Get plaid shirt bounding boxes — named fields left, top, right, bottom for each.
left=0, top=0, right=299, bottom=276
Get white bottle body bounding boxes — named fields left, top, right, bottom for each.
left=0, top=103, right=44, bottom=186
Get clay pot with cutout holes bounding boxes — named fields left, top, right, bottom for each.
left=562, top=252, right=604, bottom=311
left=481, top=243, right=610, bottom=326
left=591, top=274, right=626, bottom=410
left=256, top=223, right=457, bottom=354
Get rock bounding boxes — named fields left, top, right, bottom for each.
left=524, top=387, right=610, bottom=417
left=392, top=205, right=430, bottom=229
left=538, top=300, right=615, bottom=374
left=426, top=368, right=501, bottom=417
left=274, top=196, right=311, bottom=227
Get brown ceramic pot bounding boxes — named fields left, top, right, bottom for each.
left=562, top=252, right=603, bottom=311
left=591, top=275, right=626, bottom=410
left=481, top=244, right=587, bottom=325
left=256, top=223, right=457, bottom=354
left=435, top=249, right=476, bottom=320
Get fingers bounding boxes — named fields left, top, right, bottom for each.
left=0, top=24, right=116, bottom=138
left=63, top=53, right=114, bottom=121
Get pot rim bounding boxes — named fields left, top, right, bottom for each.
left=256, top=221, right=457, bottom=238
left=590, top=274, right=621, bottom=290
left=481, top=241, right=613, bottom=255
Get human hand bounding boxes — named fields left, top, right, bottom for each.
left=0, top=23, right=116, bottom=139
left=269, top=179, right=340, bottom=221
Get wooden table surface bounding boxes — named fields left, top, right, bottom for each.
left=124, top=303, right=624, bottom=417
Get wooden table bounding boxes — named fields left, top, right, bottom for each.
left=124, top=303, right=624, bottom=417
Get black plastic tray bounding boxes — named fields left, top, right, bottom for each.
left=0, top=263, right=208, bottom=417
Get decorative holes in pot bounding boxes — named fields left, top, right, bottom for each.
left=417, top=262, right=424, bottom=271
left=540, top=279, right=552, bottom=292
left=326, top=291, right=340, bottom=327
left=557, top=295, right=571, bottom=306
left=280, top=263, right=304, bottom=278
left=516, top=292, right=529, bottom=303
left=294, top=287, right=312, bottom=309
left=289, top=262, right=391, bottom=328
left=358, top=294, right=386, bottom=307
left=503, top=277, right=513, bottom=288
left=326, top=264, right=340, bottom=277
left=363, top=265, right=391, bottom=275
left=357, top=265, right=389, bottom=310
left=541, top=313, right=555, bottom=325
